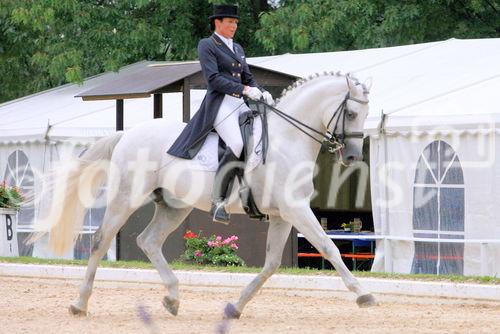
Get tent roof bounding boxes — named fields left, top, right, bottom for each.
left=1, top=38, right=499, bottom=143
left=249, top=38, right=500, bottom=132
left=0, top=61, right=206, bottom=143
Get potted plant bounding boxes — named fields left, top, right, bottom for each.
left=341, top=219, right=363, bottom=233
left=0, top=181, right=24, bottom=257
left=341, top=222, right=351, bottom=232
left=0, top=181, right=24, bottom=210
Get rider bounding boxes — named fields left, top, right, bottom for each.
left=167, top=4, right=274, bottom=224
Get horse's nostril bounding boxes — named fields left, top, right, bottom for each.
left=346, top=155, right=356, bottom=161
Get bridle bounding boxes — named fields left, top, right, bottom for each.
left=262, top=80, right=369, bottom=156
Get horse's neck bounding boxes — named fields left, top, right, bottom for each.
left=267, top=80, right=337, bottom=161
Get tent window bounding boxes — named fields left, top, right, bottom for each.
left=411, top=140, right=464, bottom=275
left=3, top=150, right=35, bottom=256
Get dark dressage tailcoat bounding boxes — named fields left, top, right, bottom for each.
left=167, top=34, right=262, bottom=159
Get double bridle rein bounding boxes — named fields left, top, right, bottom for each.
left=261, top=85, right=369, bottom=155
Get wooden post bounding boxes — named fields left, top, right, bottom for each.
left=182, top=78, right=190, bottom=123
left=116, top=99, right=124, bottom=131
left=154, top=94, right=163, bottom=118
left=115, top=98, right=124, bottom=260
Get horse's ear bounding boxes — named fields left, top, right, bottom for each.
left=363, top=77, right=373, bottom=92
left=346, top=73, right=352, bottom=90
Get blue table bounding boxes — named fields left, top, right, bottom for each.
left=297, top=230, right=378, bottom=270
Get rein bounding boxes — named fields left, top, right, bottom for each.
left=255, top=89, right=368, bottom=155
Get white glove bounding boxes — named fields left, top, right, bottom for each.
left=243, top=86, right=262, bottom=101
left=262, top=91, right=274, bottom=105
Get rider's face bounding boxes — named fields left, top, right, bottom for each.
left=215, top=17, right=238, bottom=39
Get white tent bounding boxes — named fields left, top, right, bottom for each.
left=2, top=38, right=500, bottom=275
left=250, top=38, right=500, bottom=276
left=0, top=61, right=205, bottom=259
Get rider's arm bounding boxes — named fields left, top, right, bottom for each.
left=237, top=45, right=263, bottom=93
left=198, top=39, right=245, bottom=97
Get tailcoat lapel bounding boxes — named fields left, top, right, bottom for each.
left=211, top=33, right=241, bottom=63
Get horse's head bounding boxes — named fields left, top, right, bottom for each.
left=321, top=75, right=370, bottom=164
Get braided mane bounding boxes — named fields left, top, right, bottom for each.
left=276, top=71, right=366, bottom=105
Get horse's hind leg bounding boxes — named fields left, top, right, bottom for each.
left=136, top=200, right=192, bottom=316
left=224, top=215, right=292, bottom=319
left=69, top=197, right=137, bottom=316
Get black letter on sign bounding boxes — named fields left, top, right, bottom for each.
left=6, top=215, right=13, bottom=241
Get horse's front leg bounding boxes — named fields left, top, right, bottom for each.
left=284, top=206, right=377, bottom=307
left=224, top=215, right=292, bottom=319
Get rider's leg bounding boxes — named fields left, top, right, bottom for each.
left=214, top=96, right=245, bottom=158
left=211, top=96, right=247, bottom=223
left=211, top=146, right=242, bottom=223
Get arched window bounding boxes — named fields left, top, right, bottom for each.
left=4, top=150, right=35, bottom=256
left=411, top=140, right=464, bottom=275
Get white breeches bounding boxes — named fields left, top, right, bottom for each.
left=214, top=95, right=250, bottom=158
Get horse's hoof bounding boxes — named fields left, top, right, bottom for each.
left=223, top=303, right=241, bottom=319
left=69, top=304, right=87, bottom=316
left=162, top=296, right=180, bottom=316
left=356, top=294, right=378, bottom=308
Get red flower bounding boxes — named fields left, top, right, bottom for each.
left=183, top=230, right=198, bottom=239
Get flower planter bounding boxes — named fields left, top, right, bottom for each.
left=0, top=208, right=19, bottom=257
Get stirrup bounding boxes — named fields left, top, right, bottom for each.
left=211, top=201, right=230, bottom=225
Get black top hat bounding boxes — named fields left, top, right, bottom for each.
left=209, top=4, right=240, bottom=20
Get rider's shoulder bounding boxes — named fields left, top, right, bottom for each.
left=198, top=37, right=215, bottom=48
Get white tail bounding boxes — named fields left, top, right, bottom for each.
left=31, top=132, right=124, bottom=255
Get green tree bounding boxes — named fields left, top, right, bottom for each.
left=256, top=0, right=500, bottom=54
left=0, top=0, right=270, bottom=103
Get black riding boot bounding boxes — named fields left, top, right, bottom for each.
left=211, top=147, right=241, bottom=224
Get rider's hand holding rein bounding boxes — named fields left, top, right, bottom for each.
left=243, top=86, right=262, bottom=100
left=262, top=90, right=274, bottom=105
left=244, top=86, right=274, bottom=105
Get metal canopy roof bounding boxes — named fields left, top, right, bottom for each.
left=76, top=60, right=297, bottom=101
left=75, top=61, right=202, bottom=101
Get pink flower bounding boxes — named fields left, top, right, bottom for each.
left=194, top=250, right=203, bottom=257
left=230, top=244, right=238, bottom=250
left=216, top=236, right=222, bottom=241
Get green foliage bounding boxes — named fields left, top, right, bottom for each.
left=256, top=0, right=500, bottom=54
left=0, top=181, right=24, bottom=209
left=0, top=0, right=270, bottom=103
left=181, top=230, right=245, bottom=266
left=1, top=0, right=497, bottom=104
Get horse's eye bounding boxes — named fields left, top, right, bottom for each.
left=346, top=111, right=357, bottom=120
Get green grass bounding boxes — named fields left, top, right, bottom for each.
left=1, top=256, right=499, bottom=285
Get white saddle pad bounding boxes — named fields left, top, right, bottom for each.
left=190, top=116, right=263, bottom=172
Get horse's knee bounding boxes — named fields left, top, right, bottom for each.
left=263, top=259, right=280, bottom=276
left=136, top=234, right=151, bottom=254
left=91, top=227, right=103, bottom=254
left=318, top=238, right=340, bottom=259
